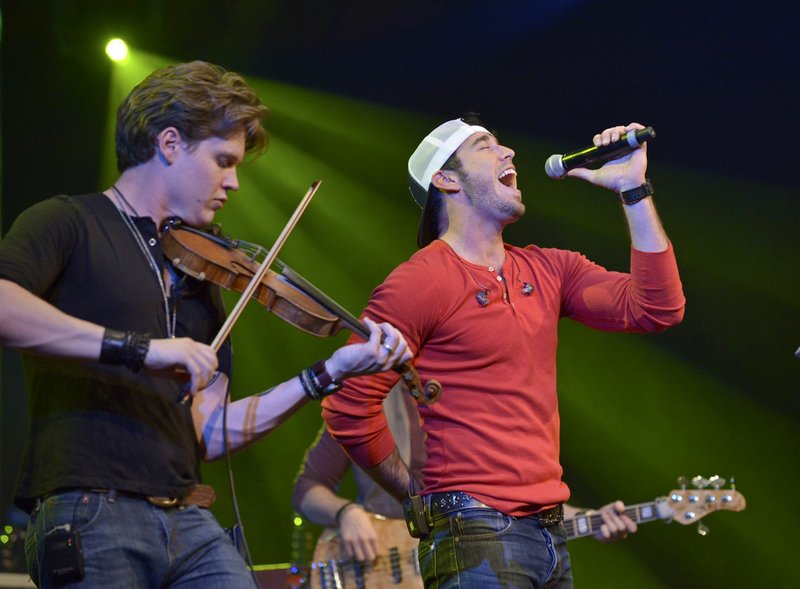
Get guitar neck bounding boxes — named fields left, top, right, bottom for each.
left=563, top=500, right=666, bottom=540
left=563, top=486, right=745, bottom=540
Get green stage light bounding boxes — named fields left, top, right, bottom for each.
left=105, top=38, right=128, bottom=62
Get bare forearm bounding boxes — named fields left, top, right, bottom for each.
left=0, top=279, right=103, bottom=358
left=365, top=447, right=414, bottom=503
left=296, top=485, right=352, bottom=527
left=198, top=376, right=308, bottom=460
left=622, top=197, right=669, bottom=253
left=197, top=318, right=414, bottom=459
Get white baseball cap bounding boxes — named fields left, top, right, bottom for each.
left=407, top=118, right=489, bottom=247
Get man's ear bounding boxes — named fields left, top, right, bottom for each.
left=431, top=170, right=461, bottom=194
left=155, top=127, right=183, bottom=165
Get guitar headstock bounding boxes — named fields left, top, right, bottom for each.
left=663, top=474, right=746, bottom=526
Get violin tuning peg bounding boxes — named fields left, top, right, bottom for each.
left=691, top=475, right=709, bottom=489
left=697, top=522, right=710, bottom=536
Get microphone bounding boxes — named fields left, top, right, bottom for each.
left=544, top=126, right=655, bottom=179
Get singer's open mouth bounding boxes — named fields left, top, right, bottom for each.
left=498, top=168, right=517, bottom=188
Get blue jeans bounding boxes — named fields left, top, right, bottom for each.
left=417, top=505, right=573, bottom=589
left=24, top=490, right=256, bottom=588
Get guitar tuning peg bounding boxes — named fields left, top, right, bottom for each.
left=678, top=476, right=687, bottom=490
left=709, top=475, right=726, bottom=490
left=697, top=522, right=710, bottom=536
left=691, top=475, right=709, bottom=489
left=730, top=476, right=736, bottom=491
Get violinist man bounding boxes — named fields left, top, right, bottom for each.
left=0, top=60, right=410, bottom=589
left=322, top=117, right=685, bottom=588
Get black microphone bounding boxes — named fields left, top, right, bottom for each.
left=544, top=126, right=655, bottom=179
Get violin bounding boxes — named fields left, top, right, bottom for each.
left=160, top=218, right=442, bottom=405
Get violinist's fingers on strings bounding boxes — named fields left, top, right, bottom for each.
left=362, top=317, right=384, bottom=347
left=376, top=322, right=412, bottom=367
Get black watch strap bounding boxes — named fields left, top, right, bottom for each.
left=619, top=179, right=653, bottom=206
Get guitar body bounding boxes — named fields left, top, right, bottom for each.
left=309, top=514, right=422, bottom=589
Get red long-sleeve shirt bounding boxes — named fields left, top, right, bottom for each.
left=323, top=240, right=684, bottom=516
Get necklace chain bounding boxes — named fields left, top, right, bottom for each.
left=110, top=185, right=176, bottom=338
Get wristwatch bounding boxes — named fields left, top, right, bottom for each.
left=618, top=179, right=653, bottom=206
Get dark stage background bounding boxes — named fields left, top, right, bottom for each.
left=1, top=1, right=798, bottom=587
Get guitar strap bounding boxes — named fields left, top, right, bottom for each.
left=403, top=494, right=429, bottom=539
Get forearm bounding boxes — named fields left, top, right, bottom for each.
left=622, top=197, right=670, bottom=253
left=296, top=485, right=354, bottom=527
left=0, top=279, right=103, bottom=358
left=198, top=375, right=309, bottom=460
left=197, top=318, right=413, bottom=460
left=365, top=447, right=414, bottom=503
left=198, top=353, right=364, bottom=459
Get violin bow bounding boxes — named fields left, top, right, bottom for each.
left=210, top=180, right=321, bottom=350
left=179, top=181, right=321, bottom=405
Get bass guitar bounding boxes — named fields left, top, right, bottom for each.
left=306, top=477, right=745, bottom=589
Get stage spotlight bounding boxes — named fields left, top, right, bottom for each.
left=105, top=38, right=128, bottom=62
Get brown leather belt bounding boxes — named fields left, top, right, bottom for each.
left=143, top=484, right=217, bottom=508
left=42, top=484, right=218, bottom=509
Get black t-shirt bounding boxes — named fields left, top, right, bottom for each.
left=0, top=193, right=232, bottom=512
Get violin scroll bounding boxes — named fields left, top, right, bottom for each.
left=399, top=364, right=442, bottom=405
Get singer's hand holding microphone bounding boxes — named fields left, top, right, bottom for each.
left=545, top=123, right=653, bottom=194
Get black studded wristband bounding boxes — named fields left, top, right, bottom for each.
left=100, top=329, right=150, bottom=372
left=99, top=329, right=127, bottom=365
left=122, top=332, right=150, bottom=373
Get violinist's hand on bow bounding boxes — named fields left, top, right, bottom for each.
left=326, top=318, right=412, bottom=381
left=146, top=337, right=219, bottom=396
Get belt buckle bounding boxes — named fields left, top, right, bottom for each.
left=538, top=505, right=563, bottom=527
left=146, top=496, right=180, bottom=508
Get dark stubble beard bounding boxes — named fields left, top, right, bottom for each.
left=463, top=172, right=525, bottom=222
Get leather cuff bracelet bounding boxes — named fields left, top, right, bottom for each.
left=100, top=329, right=150, bottom=373
left=299, top=360, right=342, bottom=401
left=310, top=360, right=342, bottom=396
left=618, top=179, right=653, bottom=206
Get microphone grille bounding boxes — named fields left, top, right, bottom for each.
left=544, top=154, right=566, bottom=179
